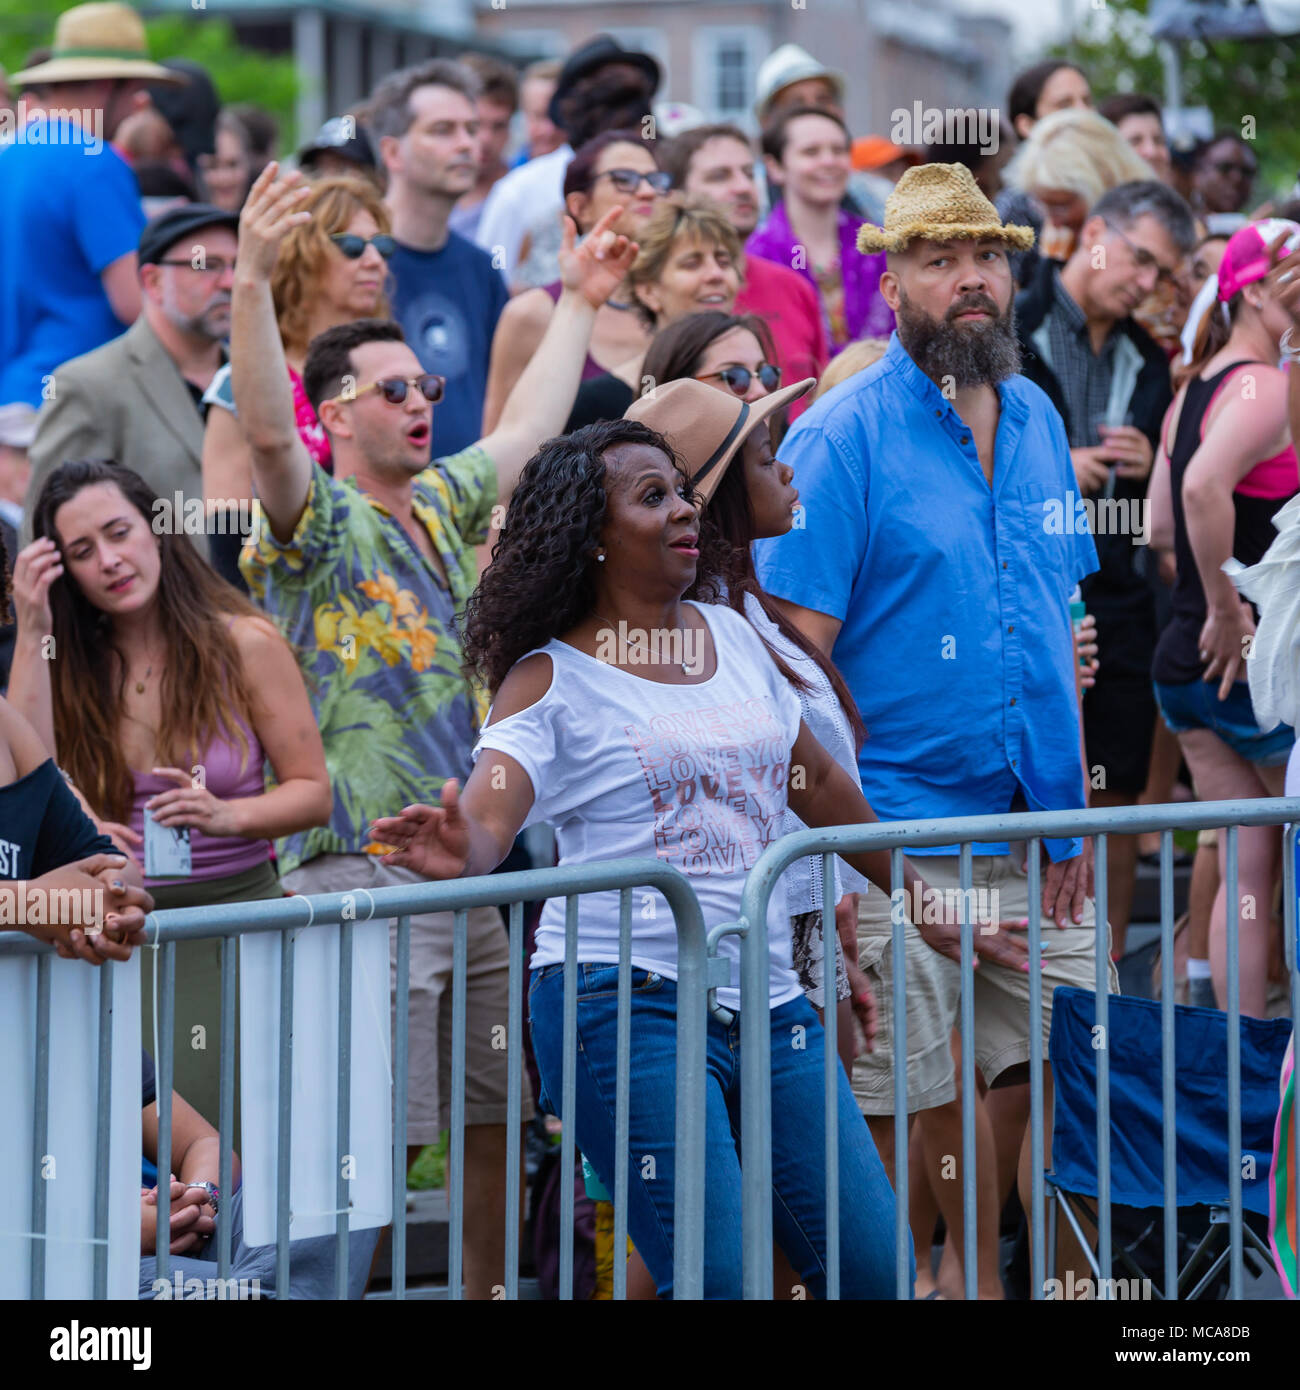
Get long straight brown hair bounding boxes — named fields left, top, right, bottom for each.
left=32, top=460, right=269, bottom=824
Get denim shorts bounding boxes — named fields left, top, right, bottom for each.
left=1154, top=679, right=1294, bottom=766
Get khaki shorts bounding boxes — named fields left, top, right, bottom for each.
left=850, top=852, right=1118, bottom=1115
left=284, top=854, right=534, bottom=1145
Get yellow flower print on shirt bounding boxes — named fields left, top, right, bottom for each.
left=315, top=574, right=440, bottom=672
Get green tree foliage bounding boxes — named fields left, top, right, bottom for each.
left=1, top=2, right=299, bottom=150
left=1055, top=0, right=1299, bottom=196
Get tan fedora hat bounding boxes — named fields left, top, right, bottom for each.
left=856, top=161, right=1034, bottom=255
left=12, top=3, right=184, bottom=88
left=625, top=376, right=815, bottom=504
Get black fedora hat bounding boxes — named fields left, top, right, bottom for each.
left=548, top=34, right=661, bottom=125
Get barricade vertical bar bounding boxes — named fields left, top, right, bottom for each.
left=1094, top=834, right=1111, bottom=1292
left=393, top=915, right=411, bottom=1299
left=822, top=853, right=839, bottom=1300
left=92, top=960, right=113, bottom=1300
left=275, top=927, right=295, bottom=1296
left=335, top=919, right=354, bottom=1301
left=560, top=896, right=578, bottom=1301
left=1027, top=841, right=1045, bottom=1300
left=671, top=879, right=706, bottom=1301
left=156, top=941, right=176, bottom=1290
left=740, top=878, right=773, bottom=1299
left=448, top=909, right=468, bottom=1301
left=30, top=952, right=51, bottom=1299
left=614, top=889, right=632, bottom=1302
left=1225, top=824, right=1242, bottom=1298
left=217, top=934, right=236, bottom=1281
left=891, top=847, right=909, bottom=1300
left=959, top=842, right=976, bottom=1301
left=1159, top=829, right=1177, bottom=1301
left=1287, top=825, right=1300, bottom=1274
left=505, top=901, right=524, bottom=1301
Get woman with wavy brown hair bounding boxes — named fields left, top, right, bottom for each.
left=200, top=174, right=393, bottom=584
left=7, top=459, right=331, bottom=1135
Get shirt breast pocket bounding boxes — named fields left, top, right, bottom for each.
left=1016, top=480, right=1080, bottom=589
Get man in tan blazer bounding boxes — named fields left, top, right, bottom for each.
left=24, top=204, right=238, bottom=556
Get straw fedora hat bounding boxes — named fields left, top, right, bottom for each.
left=12, top=3, right=184, bottom=88
left=625, top=376, right=815, bottom=504
left=856, top=162, right=1034, bottom=255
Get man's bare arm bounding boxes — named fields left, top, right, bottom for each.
left=769, top=597, right=843, bottom=656
left=230, top=164, right=316, bottom=543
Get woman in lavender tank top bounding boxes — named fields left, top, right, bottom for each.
left=8, top=459, right=332, bottom=1139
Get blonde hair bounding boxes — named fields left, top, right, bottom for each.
left=628, top=196, right=745, bottom=329
left=1004, top=108, right=1152, bottom=208
left=814, top=337, right=890, bottom=399
left=271, top=175, right=392, bottom=355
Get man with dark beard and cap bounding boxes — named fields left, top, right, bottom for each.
left=754, top=162, right=1112, bottom=1298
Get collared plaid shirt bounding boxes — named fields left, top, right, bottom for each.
left=1040, top=265, right=1123, bottom=448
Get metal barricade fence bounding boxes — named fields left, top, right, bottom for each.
left=0, top=857, right=717, bottom=1301
left=726, top=798, right=1300, bottom=1301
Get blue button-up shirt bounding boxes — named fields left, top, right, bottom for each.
left=754, top=331, right=1098, bottom=860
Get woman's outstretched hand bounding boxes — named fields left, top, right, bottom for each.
left=368, top=780, right=471, bottom=880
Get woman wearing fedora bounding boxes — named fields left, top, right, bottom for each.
left=369, top=398, right=1032, bottom=1297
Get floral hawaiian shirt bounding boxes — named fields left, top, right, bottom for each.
left=240, top=447, right=496, bottom=875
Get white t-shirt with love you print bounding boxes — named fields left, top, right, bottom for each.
left=474, top=601, right=804, bottom=1011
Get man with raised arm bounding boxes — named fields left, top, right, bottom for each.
left=230, top=161, right=637, bottom=1299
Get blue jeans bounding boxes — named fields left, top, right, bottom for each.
left=529, top=962, right=913, bottom=1299
left=1155, top=678, right=1294, bottom=765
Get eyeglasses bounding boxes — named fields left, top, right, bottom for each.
left=331, top=374, right=446, bottom=406
left=330, top=232, right=397, bottom=260
left=156, top=257, right=236, bottom=276
left=1105, top=221, right=1179, bottom=289
left=695, top=363, right=782, bottom=397
left=590, top=168, right=673, bottom=195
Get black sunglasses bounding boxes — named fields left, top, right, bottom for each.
left=331, top=374, right=446, bottom=406
left=330, top=232, right=397, bottom=259
left=591, top=168, right=673, bottom=195
left=695, top=362, right=782, bottom=397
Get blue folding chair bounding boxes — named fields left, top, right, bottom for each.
left=1046, top=985, right=1292, bottom=1299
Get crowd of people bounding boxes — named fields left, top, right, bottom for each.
left=1, top=1, right=1298, bottom=1301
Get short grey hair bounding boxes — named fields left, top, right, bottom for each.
left=367, top=59, right=482, bottom=142
left=1091, top=180, right=1198, bottom=256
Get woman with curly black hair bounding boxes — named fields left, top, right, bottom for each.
left=369, top=415, right=1026, bottom=1298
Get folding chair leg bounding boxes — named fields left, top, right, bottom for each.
left=1174, top=1224, right=1218, bottom=1298
left=1184, top=1241, right=1230, bottom=1302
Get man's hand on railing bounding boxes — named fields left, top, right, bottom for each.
left=368, top=780, right=471, bottom=879
left=910, top=881, right=1032, bottom=971
left=21, top=856, right=152, bottom=964
left=1042, top=848, right=1089, bottom=929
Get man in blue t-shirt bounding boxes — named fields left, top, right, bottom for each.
left=754, top=162, right=1110, bottom=1297
left=367, top=59, right=509, bottom=456
left=0, top=9, right=185, bottom=408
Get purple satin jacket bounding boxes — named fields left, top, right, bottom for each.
left=746, top=201, right=893, bottom=354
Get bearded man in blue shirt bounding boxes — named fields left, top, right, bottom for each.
left=755, top=162, right=1116, bottom=1298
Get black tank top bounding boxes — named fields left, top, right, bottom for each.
left=1151, top=359, right=1298, bottom=685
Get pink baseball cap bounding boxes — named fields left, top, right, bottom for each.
left=1217, top=218, right=1300, bottom=301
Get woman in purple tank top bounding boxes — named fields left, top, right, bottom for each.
left=8, top=459, right=332, bottom=1136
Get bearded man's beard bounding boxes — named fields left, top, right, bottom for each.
left=895, top=287, right=1022, bottom=389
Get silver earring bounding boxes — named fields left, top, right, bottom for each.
left=596, top=551, right=606, bottom=562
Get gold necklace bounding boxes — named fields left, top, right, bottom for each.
left=593, top=610, right=692, bottom=676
